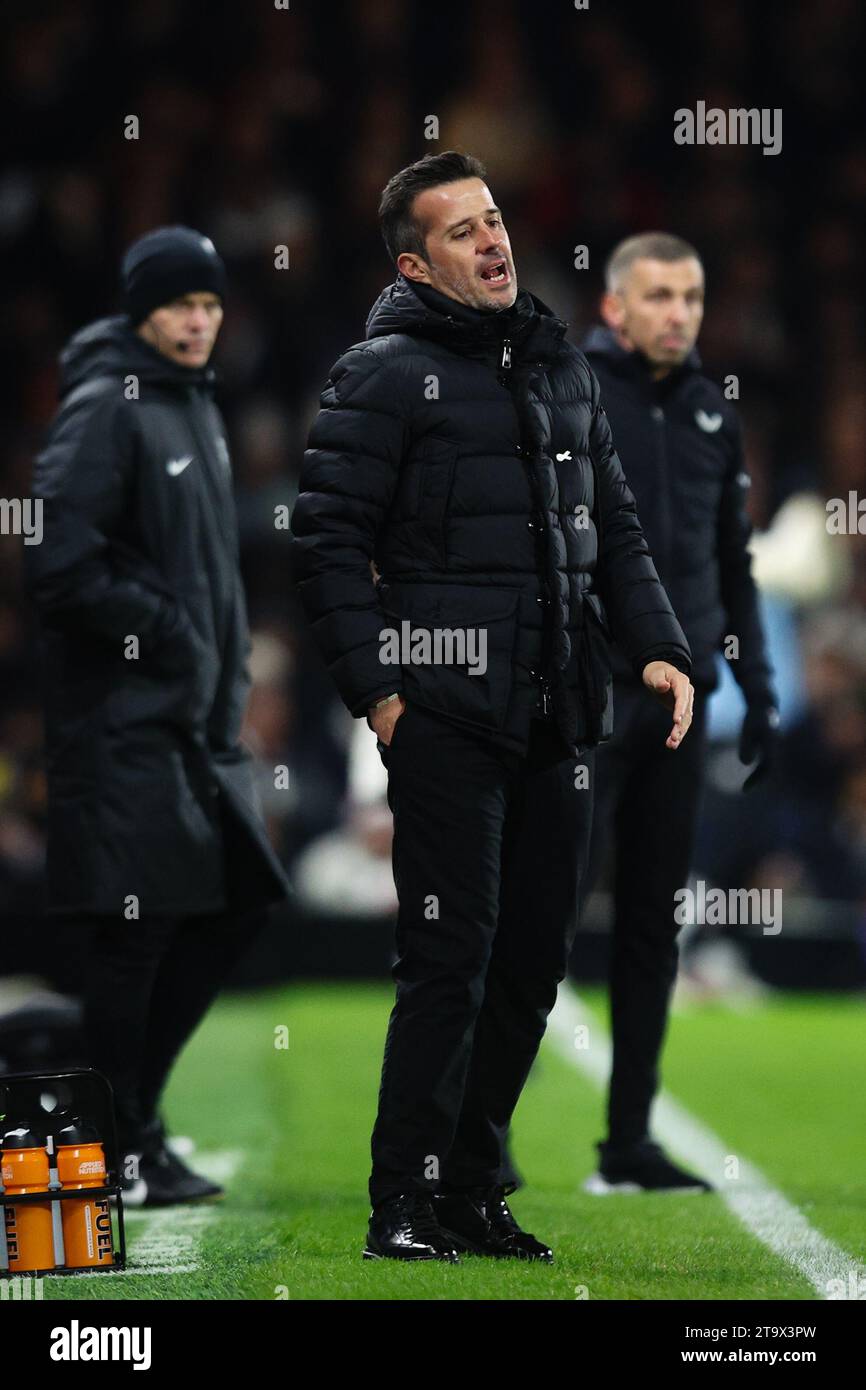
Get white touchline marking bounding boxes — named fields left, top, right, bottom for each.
left=547, top=985, right=866, bottom=1300
left=53, top=1150, right=243, bottom=1285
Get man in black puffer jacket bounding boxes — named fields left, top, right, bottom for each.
left=291, top=153, right=694, bottom=1263
left=25, top=227, right=291, bottom=1205
left=578, top=233, right=778, bottom=1195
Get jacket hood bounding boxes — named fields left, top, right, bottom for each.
left=58, top=314, right=216, bottom=398
left=365, top=273, right=568, bottom=364
left=581, top=323, right=702, bottom=377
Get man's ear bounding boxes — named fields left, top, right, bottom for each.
left=397, top=251, right=430, bottom=284
left=600, top=289, right=625, bottom=330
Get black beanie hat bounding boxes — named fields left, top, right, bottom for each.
left=121, top=225, right=227, bottom=326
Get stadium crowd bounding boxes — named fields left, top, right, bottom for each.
left=1, top=0, right=864, bottom=974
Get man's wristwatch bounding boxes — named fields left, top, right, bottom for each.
left=370, top=692, right=401, bottom=711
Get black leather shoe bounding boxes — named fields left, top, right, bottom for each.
left=119, top=1118, right=224, bottom=1208
left=363, top=1193, right=460, bottom=1261
left=584, top=1138, right=713, bottom=1194
left=434, top=1185, right=553, bottom=1261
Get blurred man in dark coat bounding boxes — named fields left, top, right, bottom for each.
left=578, top=232, right=778, bottom=1193
left=25, top=227, right=291, bottom=1205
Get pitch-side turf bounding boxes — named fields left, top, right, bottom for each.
left=43, top=983, right=866, bottom=1301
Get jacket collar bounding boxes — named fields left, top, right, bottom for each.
left=59, top=315, right=217, bottom=398
left=581, top=324, right=702, bottom=390
left=365, top=272, right=568, bottom=367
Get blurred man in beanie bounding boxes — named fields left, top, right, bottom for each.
left=577, top=233, right=778, bottom=1193
left=25, top=226, right=291, bottom=1205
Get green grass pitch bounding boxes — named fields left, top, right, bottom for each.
left=43, top=982, right=866, bottom=1301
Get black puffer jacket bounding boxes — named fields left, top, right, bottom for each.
left=25, top=316, right=291, bottom=917
left=583, top=326, right=776, bottom=705
left=291, top=275, right=691, bottom=754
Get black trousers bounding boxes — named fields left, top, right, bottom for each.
left=60, top=907, right=268, bottom=1152
left=369, top=701, right=595, bottom=1205
left=582, top=680, right=708, bottom=1147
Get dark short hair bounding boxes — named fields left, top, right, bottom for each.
left=378, top=151, right=488, bottom=266
left=604, top=232, right=703, bottom=291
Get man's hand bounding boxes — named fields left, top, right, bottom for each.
left=641, top=661, right=694, bottom=749
left=739, top=704, right=780, bottom=790
left=368, top=693, right=406, bottom=746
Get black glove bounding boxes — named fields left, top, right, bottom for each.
left=738, top=703, right=781, bottom=791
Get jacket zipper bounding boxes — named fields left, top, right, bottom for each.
left=500, top=334, right=551, bottom=715
left=652, top=402, right=673, bottom=575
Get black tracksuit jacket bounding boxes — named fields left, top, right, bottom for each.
left=582, top=326, right=775, bottom=707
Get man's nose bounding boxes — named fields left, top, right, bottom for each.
left=187, top=311, right=210, bottom=334
left=478, top=232, right=504, bottom=254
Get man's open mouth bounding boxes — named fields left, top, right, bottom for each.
left=480, top=260, right=509, bottom=284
